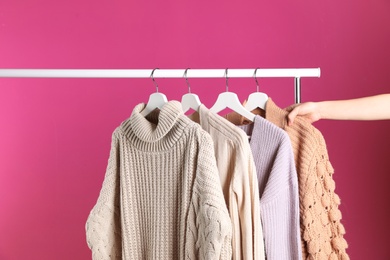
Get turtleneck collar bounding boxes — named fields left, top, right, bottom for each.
left=264, top=98, right=288, bottom=129
left=122, top=101, right=190, bottom=151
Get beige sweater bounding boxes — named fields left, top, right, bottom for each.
left=189, top=105, right=265, bottom=260
left=86, top=101, right=232, bottom=259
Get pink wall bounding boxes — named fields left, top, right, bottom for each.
left=1, top=1, right=389, bottom=259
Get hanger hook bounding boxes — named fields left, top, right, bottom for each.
left=184, top=68, right=191, bottom=93
left=225, top=68, right=229, bottom=92
left=151, top=68, right=159, bottom=93
left=253, top=68, right=260, bottom=92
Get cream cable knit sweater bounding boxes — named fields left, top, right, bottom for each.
left=189, top=105, right=265, bottom=260
left=86, top=101, right=232, bottom=260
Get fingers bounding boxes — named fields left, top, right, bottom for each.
left=287, top=106, right=300, bottom=126
left=285, top=102, right=321, bottom=125
left=285, top=104, right=298, bottom=112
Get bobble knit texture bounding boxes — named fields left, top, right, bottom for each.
left=189, top=105, right=265, bottom=260
left=86, top=101, right=232, bottom=260
left=265, top=99, right=349, bottom=260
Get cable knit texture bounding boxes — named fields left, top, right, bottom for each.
left=237, top=116, right=302, bottom=260
left=85, top=101, right=232, bottom=260
left=265, top=99, right=349, bottom=260
left=189, top=105, right=265, bottom=260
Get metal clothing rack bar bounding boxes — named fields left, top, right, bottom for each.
left=0, top=68, right=321, bottom=103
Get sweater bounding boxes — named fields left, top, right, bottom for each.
left=188, top=104, right=265, bottom=260
left=226, top=99, right=349, bottom=260
left=264, top=99, right=349, bottom=260
left=86, top=101, right=232, bottom=260
left=237, top=116, right=302, bottom=260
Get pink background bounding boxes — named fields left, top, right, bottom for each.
left=1, top=1, right=389, bottom=259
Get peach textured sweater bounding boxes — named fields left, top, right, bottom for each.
left=228, top=99, right=349, bottom=260
left=266, top=99, right=349, bottom=260
left=86, top=101, right=232, bottom=259
left=189, top=104, right=265, bottom=260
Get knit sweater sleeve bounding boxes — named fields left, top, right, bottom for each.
left=247, top=150, right=266, bottom=260
left=85, top=130, right=122, bottom=260
left=231, top=142, right=265, bottom=260
left=259, top=137, right=302, bottom=260
left=186, top=133, right=232, bottom=260
left=301, top=134, right=349, bottom=260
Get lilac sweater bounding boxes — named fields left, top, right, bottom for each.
left=238, top=115, right=302, bottom=260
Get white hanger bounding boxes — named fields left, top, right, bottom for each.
left=245, top=68, right=268, bottom=111
left=210, top=69, right=256, bottom=122
left=140, top=68, right=168, bottom=116
left=181, top=68, right=201, bottom=113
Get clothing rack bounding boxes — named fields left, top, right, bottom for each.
left=0, top=68, right=321, bottom=103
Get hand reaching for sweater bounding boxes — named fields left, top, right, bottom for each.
left=285, top=94, right=390, bottom=126
left=285, top=102, right=321, bottom=126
